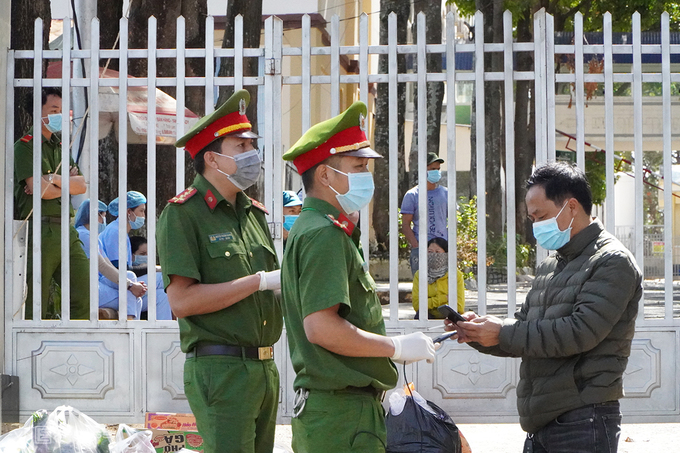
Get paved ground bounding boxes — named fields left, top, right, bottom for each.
left=3, top=421, right=678, bottom=451
left=274, top=422, right=680, bottom=452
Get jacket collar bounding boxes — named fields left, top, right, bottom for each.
left=556, top=218, right=603, bottom=261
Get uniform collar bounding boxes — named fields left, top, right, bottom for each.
left=192, top=173, right=251, bottom=212
left=302, top=197, right=359, bottom=240
left=556, top=218, right=603, bottom=261
left=28, top=127, right=60, bottom=146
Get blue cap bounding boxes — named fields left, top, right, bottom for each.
left=75, top=199, right=108, bottom=228
left=108, top=191, right=147, bottom=217
left=283, top=190, right=302, bottom=207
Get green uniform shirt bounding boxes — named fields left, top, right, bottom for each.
left=14, top=129, right=79, bottom=219
left=157, top=174, right=282, bottom=352
left=281, top=197, right=398, bottom=392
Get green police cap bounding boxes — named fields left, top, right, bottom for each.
left=282, top=101, right=381, bottom=174
left=175, top=89, right=260, bottom=158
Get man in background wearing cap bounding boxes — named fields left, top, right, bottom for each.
left=157, top=90, right=282, bottom=453
left=281, top=101, right=435, bottom=452
left=400, top=152, right=448, bottom=276
left=283, top=190, right=303, bottom=244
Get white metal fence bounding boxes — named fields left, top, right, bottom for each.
left=3, top=8, right=680, bottom=423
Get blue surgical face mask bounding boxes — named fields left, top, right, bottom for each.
left=133, top=255, right=148, bottom=266
left=327, top=166, right=375, bottom=215
left=128, top=212, right=145, bottom=230
left=42, top=113, right=62, bottom=133
left=532, top=201, right=574, bottom=250
left=97, top=220, right=106, bottom=235
left=214, top=149, right=262, bottom=191
left=283, top=215, right=299, bottom=231
left=427, top=169, right=442, bottom=184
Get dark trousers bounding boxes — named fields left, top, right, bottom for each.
left=527, top=401, right=621, bottom=453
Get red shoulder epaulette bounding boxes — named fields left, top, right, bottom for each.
left=20, top=134, right=32, bottom=143
left=249, top=197, right=269, bottom=214
left=168, top=187, right=197, bottom=204
left=325, top=213, right=355, bottom=237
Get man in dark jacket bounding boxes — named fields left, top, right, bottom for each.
left=449, top=162, right=642, bottom=453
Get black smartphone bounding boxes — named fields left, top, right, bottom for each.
left=433, top=330, right=457, bottom=344
left=437, top=305, right=467, bottom=324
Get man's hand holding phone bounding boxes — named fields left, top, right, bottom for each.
left=439, top=305, right=478, bottom=343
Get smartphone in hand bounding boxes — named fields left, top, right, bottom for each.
left=433, top=330, right=457, bottom=343
left=437, top=305, right=467, bottom=324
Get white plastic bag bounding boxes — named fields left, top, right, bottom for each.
left=109, top=425, right=155, bottom=453
left=388, top=388, right=437, bottom=416
left=0, top=405, right=112, bottom=452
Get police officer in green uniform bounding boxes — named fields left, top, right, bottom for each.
left=157, top=90, right=282, bottom=453
left=281, top=101, right=436, bottom=452
left=14, top=87, right=90, bottom=319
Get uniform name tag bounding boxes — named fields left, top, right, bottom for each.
left=209, top=232, right=234, bottom=243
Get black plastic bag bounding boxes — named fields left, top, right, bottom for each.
left=386, top=396, right=461, bottom=453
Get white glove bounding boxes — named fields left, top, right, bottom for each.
left=390, top=332, right=436, bottom=364
left=257, top=269, right=281, bottom=291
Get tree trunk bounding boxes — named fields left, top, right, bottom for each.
left=371, top=0, right=410, bottom=253
left=478, top=0, right=504, bottom=241
left=215, top=0, right=263, bottom=200
left=470, top=0, right=504, bottom=256
left=96, top=0, right=124, bottom=209
left=103, top=0, right=207, bottom=213
left=513, top=9, right=536, bottom=246
left=407, top=1, right=445, bottom=188
left=11, top=0, right=51, bottom=140
left=97, top=0, right=124, bottom=71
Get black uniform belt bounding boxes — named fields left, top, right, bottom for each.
left=344, top=385, right=384, bottom=398
left=41, top=216, right=62, bottom=224
left=185, top=344, right=274, bottom=360
left=310, top=385, right=384, bottom=399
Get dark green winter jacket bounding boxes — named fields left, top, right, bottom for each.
left=474, top=219, right=642, bottom=433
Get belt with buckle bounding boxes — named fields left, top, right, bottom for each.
left=185, top=344, right=274, bottom=360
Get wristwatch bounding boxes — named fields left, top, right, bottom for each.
left=127, top=280, right=133, bottom=290
left=47, top=173, right=54, bottom=183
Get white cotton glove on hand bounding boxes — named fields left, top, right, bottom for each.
left=390, top=332, right=436, bottom=364
left=257, top=269, right=281, bottom=291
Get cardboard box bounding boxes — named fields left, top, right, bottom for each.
left=145, top=412, right=199, bottom=432
left=150, top=429, right=204, bottom=453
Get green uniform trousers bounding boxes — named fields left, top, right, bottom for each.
left=183, top=355, right=279, bottom=453
left=24, top=221, right=90, bottom=320
left=292, top=390, right=387, bottom=453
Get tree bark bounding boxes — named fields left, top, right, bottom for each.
left=513, top=9, right=536, bottom=246
left=472, top=0, right=504, bottom=242
left=11, top=0, right=51, bottom=140
left=407, top=1, right=445, bottom=188
left=371, top=0, right=410, bottom=252
left=215, top=0, right=263, bottom=201
left=106, top=0, right=208, bottom=216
